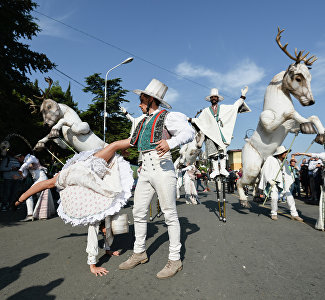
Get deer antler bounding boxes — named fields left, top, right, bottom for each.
left=33, top=77, right=54, bottom=100
left=276, top=27, right=317, bottom=66
left=27, top=98, right=39, bottom=114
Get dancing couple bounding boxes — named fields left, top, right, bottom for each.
left=16, top=78, right=194, bottom=279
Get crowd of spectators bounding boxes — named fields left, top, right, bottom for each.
left=295, top=155, right=323, bottom=204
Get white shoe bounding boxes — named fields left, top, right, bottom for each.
left=21, top=215, right=34, bottom=222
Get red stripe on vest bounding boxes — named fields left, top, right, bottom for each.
left=131, top=118, right=146, bottom=146
left=150, top=110, right=166, bottom=143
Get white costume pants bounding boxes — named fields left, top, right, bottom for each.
left=270, top=186, right=298, bottom=216
left=26, top=171, right=47, bottom=216
left=86, top=216, right=113, bottom=265
left=183, top=174, right=198, bottom=204
left=211, top=154, right=229, bottom=178
left=133, top=151, right=181, bottom=261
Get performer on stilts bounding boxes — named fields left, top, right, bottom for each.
left=15, top=139, right=134, bottom=276
left=118, top=78, right=195, bottom=279
left=191, top=86, right=250, bottom=221
left=259, top=146, right=303, bottom=222
left=294, top=151, right=325, bottom=230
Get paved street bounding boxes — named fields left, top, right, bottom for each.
left=0, top=185, right=324, bottom=300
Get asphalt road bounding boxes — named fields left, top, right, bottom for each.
left=0, top=185, right=324, bottom=300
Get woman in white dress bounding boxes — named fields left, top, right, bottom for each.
left=18, top=154, right=55, bottom=221
left=182, top=164, right=200, bottom=205
left=15, top=138, right=134, bottom=276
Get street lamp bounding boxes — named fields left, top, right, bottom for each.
left=103, top=57, right=134, bottom=142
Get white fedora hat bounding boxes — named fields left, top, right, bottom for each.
left=205, top=88, right=224, bottom=101
left=133, top=78, right=171, bottom=109
left=273, top=145, right=291, bottom=156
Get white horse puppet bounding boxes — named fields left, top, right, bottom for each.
left=32, top=78, right=106, bottom=152
left=237, top=28, right=325, bottom=207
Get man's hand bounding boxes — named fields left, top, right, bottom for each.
left=241, top=86, right=248, bottom=97
left=155, top=140, right=170, bottom=157
left=120, top=106, right=127, bottom=115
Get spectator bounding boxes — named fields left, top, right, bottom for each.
left=308, top=157, right=323, bottom=204
left=300, top=158, right=310, bottom=199
left=196, top=169, right=205, bottom=192
left=0, top=153, right=22, bottom=211
left=289, top=158, right=300, bottom=198
left=228, top=168, right=237, bottom=193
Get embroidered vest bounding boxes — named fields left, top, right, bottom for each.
left=130, top=110, right=170, bottom=151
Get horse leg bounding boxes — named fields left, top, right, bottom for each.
left=237, top=143, right=263, bottom=207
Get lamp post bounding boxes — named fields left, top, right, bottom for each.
left=103, top=57, right=134, bottom=142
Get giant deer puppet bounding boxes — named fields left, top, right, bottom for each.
left=237, top=28, right=325, bottom=208
left=31, top=78, right=106, bottom=152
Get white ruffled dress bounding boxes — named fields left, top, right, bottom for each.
left=56, top=150, right=133, bottom=226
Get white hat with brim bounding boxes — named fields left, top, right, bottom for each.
left=133, top=78, right=172, bottom=109
left=273, top=145, right=291, bottom=156
left=205, top=88, right=224, bottom=102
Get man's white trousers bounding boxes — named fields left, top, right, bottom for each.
left=270, top=185, right=298, bottom=216
left=133, top=151, right=181, bottom=261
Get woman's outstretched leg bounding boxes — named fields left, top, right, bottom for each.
left=15, top=174, right=58, bottom=207
left=94, top=138, right=131, bottom=162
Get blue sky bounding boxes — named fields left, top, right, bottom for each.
left=28, top=0, right=325, bottom=155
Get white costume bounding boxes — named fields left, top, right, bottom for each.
left=175, top=162, right=183, bottom=199
left=19, top=154, right=55, bottom=219
left=55, top=150, right=133, bottom=265
left=192, top=88, right=250, bottom=177
left=309, top=153, right=325, bottom=230
left=182, top=165, right=199, bottom=205
left=131, top=109, right=194, bottom=260
left=129, top=79, right=195, bottom=262
left=259, top=155, right=299, bottom=217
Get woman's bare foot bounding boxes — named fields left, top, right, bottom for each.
left=106, top=250, right=120, bottom=256
left=90, top=264, right=109, bottom=276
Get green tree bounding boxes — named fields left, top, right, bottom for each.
left=81, top=73, right=138, bottom=163
left=0, top=0, right=55, bottom=143
left=0, top=0, right=55, bottom=97
left=47, top=81, right=79, bottom=112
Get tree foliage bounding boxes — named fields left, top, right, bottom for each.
left=81, top=74, right=138, bottom=164
left=0, top=0, right=55, bottom=147
left=0, top=0, right=55, bottom=97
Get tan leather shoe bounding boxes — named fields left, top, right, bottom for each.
left=118, top=251, right=148, bottom=270
left=156, top=260, right=182, bottom=279
left=271, top=215, right=278, bottom=221
left=291, top=215, right=303, bottom=222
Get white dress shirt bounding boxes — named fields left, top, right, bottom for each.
left=130, top=108, right=195, bottom=150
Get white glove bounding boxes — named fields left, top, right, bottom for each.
left=120, top=106, right=127, bottom=114
left=241, top=86, right=248, bottom=97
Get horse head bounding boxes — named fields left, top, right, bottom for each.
left=40, top=99, right=62, bottom=127
left=276, top=27, right=317, bottom=106
left=283, top=63, right=314, bottom=106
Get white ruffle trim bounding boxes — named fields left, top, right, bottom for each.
left=62, top=149, right=99, bottom=170
left=57, top=155, right=134, bottom=226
